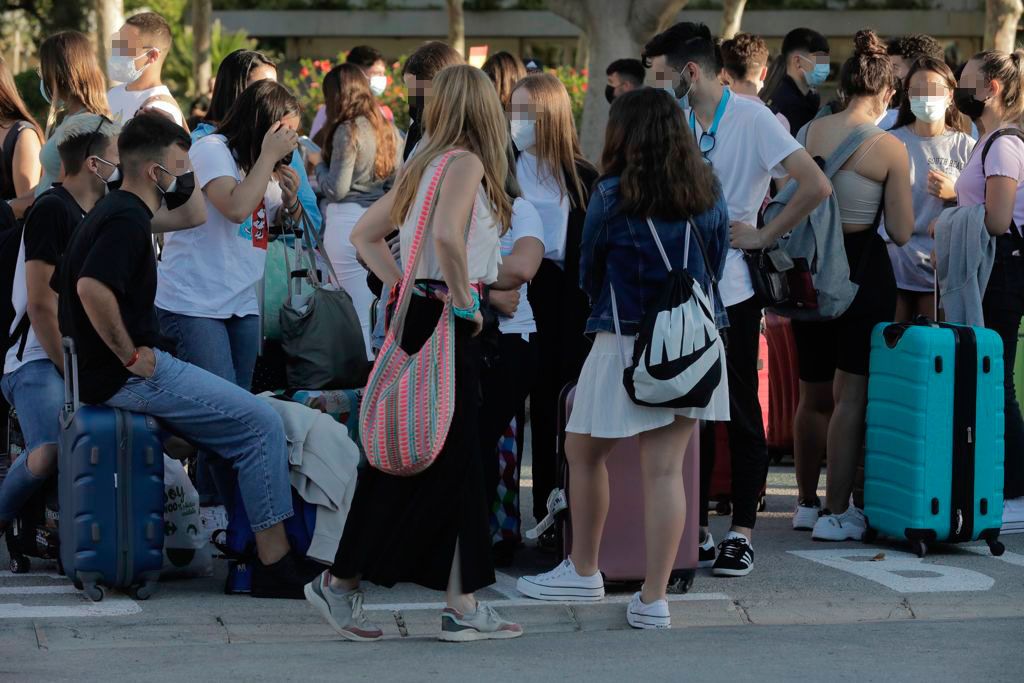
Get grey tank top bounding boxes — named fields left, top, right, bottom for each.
left=832, top=132, right=886, bottom=225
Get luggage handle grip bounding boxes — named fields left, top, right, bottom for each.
left=61, top=337, right=80, bottom=415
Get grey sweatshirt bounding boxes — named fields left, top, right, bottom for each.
left=315, top=116, right=404, bottom=208
left=934, top=204, right=996, bottom=326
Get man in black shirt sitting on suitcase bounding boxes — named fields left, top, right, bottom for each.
left=57, top=112, right=310, bottom=598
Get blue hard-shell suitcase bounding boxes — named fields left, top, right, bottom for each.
left=865, top=319, right=1006, bottom=557
left=58, top=339, right=164, bottom=601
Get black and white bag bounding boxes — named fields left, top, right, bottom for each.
left=611, top=218, right=725, bottom=409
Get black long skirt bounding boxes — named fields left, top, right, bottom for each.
left=331, top=295, right=495, bottom=594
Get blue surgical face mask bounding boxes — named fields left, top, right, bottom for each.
left=799, top=55, right=830, bottom=88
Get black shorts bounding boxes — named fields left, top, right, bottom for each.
left=791, top=230, right=896, bottom=382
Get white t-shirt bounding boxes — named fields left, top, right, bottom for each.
left=499, top=198, right=545, bottom=335
left=688, top=92, right=801, bottom=307
left=156, top=134, right=281, bottom=318
left=4, top=239, right=47, bottom=373
left=107, top=84, right=185, bottom=128
left=517, top=151, right=570, bottom=267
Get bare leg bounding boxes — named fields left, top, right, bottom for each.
left=894, top=292, right=912, bottom=323
left=825, top=370, right=868, bottom=514
left=793, top=380, right=833, bottom=504
left=254, top=524, right=292, bottom=565
left=445, top=539, right=475, bottom=613
left=564, top=432, right=619, bottom=577
left=638, top=417, right=695, bottom=604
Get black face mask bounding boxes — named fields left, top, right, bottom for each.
left=605, top=85, right=616, bottom=104
left=954, top=87, right=988, bottom=121
left=156, top=170, right=196, bottom=211
left=408, top=94, right=425, bottom=124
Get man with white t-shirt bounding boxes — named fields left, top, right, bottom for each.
left=644, top=22, right=831, bottom=579
left=107, top=12, right=186, bottom=130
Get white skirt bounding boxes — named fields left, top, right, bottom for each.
left=566, top=332, right=730, bottom=439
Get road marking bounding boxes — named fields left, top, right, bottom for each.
left=0, top=596, right=142, bottom=618
left=365, top=592, right=732, bottom=613
left=0, top=585, right=78, bottom=595
left=788, top=549, right=994, bottom=593
left=964, top=547, right=1024, bottom=567
left=0, top=571, right=64, bottom=580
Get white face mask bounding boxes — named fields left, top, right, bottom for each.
left=369, top=75, right=387, bottom=97
left=910, top=95, right=948, bottom=124
left=107, top=50, right=155, bottom=85
left=510, top=118, right=536, bottom=151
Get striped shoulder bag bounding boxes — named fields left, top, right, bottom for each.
left=360, top=150, right=470, bottom=476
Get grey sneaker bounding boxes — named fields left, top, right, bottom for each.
left=438, top=603, right=524, bottom=642
left=304, top=570, right=383, bottom=642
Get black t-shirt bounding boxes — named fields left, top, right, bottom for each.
left=58, top=190, right=170, bottom=404
left=766, top=75, right=821, bottom=137
left=24, top=184, right=85, bottom=268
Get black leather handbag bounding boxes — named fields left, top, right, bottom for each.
left=744, top=247, right=794, bottom=307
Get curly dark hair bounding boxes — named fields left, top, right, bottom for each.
left=887, top=34, right=944, bottom=61
left=721, top=33, right=769, bottom=82
left=839, top=30, right=896, bottom=99
left=601, top=88, right=719, bottom=221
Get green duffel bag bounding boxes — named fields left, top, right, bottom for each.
left=280, top=213, right=370, bottom=390
left=261, top=238, right=295, bottom=343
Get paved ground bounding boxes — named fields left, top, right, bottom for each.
left=2, top=464, right=1022, bottom=681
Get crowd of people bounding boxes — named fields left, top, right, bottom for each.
left=0, top=10, right=1022, bottom=640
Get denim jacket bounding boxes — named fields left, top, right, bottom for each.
left=580, top=176, right=730, bottom=335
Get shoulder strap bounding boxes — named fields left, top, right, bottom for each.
left=141, top=94, right=189, bottom=133
left=981, top=127, right=1024, bottom=173
left=823, top=124, right=884, bottom=178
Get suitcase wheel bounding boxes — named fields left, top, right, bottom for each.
left=714, top=500, right=732, bottom=516
left=8, top=554, right=29, bottom=574
left=912, top=539, right=928, bottom=558
left=129, top=582, right=157, bottom=601
left=82, top=583, right=104, bottom=602
left=987, top=539, right=1005, bottom=557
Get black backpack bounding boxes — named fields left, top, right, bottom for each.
left=0, top=195, right=32, bottom=361
left=0, top=122, right=32, bottom=201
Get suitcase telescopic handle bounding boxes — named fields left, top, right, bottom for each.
left=61, top=337, right=80, bottom=412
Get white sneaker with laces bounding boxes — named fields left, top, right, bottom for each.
left=1002, top=496, right=1024, bottom=535
left=812, top=506, right=867, bottom=542
left=793, top=502, right=822, bottom=531
left=626, top=591, right=670, bottom=629
left=516, top=558, right=604, bottom=601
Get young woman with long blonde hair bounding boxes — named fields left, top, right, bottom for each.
left=316, top=62, right=403, bottom=358
left=507, top=72, right=597, bottom=543
left=36, top=31, right=110, bottom=198
left=303, top=64, right=522, bottom=644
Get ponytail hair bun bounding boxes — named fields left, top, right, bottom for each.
left=852, top=30, right=887, bottom=58
left=840, top=29, right=895, bottom=99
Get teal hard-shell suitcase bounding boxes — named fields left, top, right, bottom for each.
left=864, top=319, right=1006, bottom=557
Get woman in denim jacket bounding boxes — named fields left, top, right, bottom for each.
left=518, top=88, right=730, bottom=629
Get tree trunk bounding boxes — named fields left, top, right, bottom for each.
left=985, top=0, right=1023, bottom=52
left=720, top=0, right=747, bottom=40
left=94, top=0, right=123, bottom=88
left=548, top=0, right=690, bottom=161
left=446, top=0, right=465, bottom=58
left=193, top=0, right=213, bottom=97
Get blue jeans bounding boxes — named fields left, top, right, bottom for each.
left=107, top=350, right=292, bottom=532
left=157, top=310, right=260, bottom=504
left=0, top=360, right=63, bottom=522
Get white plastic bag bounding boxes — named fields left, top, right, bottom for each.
left=163, top=455, right=213, bottom=578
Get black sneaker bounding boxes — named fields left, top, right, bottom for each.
left=698, top=531, right=716, bottom=568
left=712, top=536, right=754, bottom=577
left=252, top=554, right=320, bottom=599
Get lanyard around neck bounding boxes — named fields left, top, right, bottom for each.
left=689, top=88, right=731, bottom=141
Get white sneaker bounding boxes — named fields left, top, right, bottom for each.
left=626, top=591, right=670, bottom=629
left=793, top=502, right=822, bottom=531
left=516, top=558, right=604, bottom=602
left=812, top=506, right=867, bottom=542
left=1002, top=497, right=1024, bottom=535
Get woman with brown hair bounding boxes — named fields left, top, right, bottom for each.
left=304, top=65, right=522, bottom=643
left=886, top=56, right=974, bottom=322
left=507, top=73, right=598, bottom=541
left=36, top=31, right=110, bottom=198
left=316, top=63, right=403, bottom=359
left=789, top=30, right=914, bottom=542
left=517, top=87, right=729, bottom=629
left=482, top=51, right=526, bottom=109
left=0, top=57, right=42, bottom=214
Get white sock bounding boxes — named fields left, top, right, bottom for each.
left=725, top=530, right=751, bottom=549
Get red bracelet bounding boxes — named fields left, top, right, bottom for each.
left=124, top=348, right=140, bottom=369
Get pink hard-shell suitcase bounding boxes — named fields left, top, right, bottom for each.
left=557, top=385, right=699, bottom=593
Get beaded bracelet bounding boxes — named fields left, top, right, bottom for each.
left=452, top=290, right=481, bottom=320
